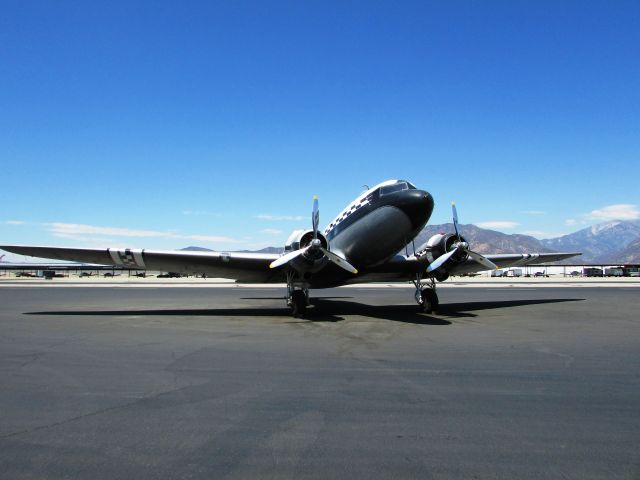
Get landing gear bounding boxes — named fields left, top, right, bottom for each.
left=413, top=274, right=439, bottom=314
left=419, top=287, right=439, bottom=313
left=286, top=272, right=309, bottom=317
left=290, top=290, right=308, bottom=317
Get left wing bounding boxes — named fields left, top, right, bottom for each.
left=0, top=245, right=283, bottom=283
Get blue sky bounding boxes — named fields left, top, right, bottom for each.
left=1, top=1, right=639, bottom=260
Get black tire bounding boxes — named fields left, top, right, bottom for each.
left=291, top=290, right=307, bottom=317
left=420, top=288, right=439, bottom=314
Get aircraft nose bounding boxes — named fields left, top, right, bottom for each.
left=396, top=189, right=434, bottom=230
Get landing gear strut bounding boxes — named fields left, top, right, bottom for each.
left=286, top=272, right=309, bottom=317
left=289, top=289, right=309, bottom=317
left=413, top=274, right=439, bottom=314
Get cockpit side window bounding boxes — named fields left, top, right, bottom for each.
left=379, top=182, right=408, bottom=196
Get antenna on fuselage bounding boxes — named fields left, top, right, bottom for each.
left=362, top=184, right=370, bottom=191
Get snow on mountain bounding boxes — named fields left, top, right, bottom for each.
left=541, top=220, right=640, bottom=262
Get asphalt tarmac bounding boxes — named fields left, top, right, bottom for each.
left=0, top=286, right=638, bottom=479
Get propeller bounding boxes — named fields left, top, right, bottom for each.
left=426, top=248, right=458, bottom=273
left=427, top=202, right=498, bottom=273
left=269, top=196, right=358, bottom=275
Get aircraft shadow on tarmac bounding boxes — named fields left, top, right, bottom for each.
left=26, top=297, right=583, bottom=326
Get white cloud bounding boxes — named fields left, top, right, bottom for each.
left=184, top=234, right=238, bottom=242
left=260, top=229, right=283, bottom=236
left=521, top=210, right=546, bottom=216
left=4, top=220, right=26, bottom=225
left=48, top=223, right=165, bottom=238
left=182, top=210, right=226, bottom=217
left=51, top=233, right=125, bottom=247
left=476, top=221, right=519, bottom=229
left=585, top=204, right=639, bottom=221
left=45, top=222, right=240, bottom=244
left=565, top=218, right=577, bottom=226
left=520, top=230, right=565, bottom=239
left=256, top=214, right=305, bottom=221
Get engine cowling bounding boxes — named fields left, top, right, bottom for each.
left=416, top=233, right=468, bottom=280
left=283, top=229, right=330, bottom=274
left=285, top=229, right=329, bottom=252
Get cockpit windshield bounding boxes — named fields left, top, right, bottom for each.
left=380, top=181, right=411, bottom=196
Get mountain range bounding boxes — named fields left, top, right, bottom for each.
left=415, top=220, right=640, bottom=264
left=539, top=220, right=640, bottom=263
left=182, top=220, right=640, bottom=264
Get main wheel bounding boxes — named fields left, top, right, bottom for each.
left=291, top=290, right=307, bottom=317
left=419, top=288, right=439, bottom=314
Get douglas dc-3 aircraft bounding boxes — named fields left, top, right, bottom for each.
left=1, top=180, right=579, bottom=316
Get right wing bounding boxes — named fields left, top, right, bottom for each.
left=349, top=251, right=581, bottom=284
left=446, top=252, right=581, bottom=275
left=0, top=245, right=283, bottom=283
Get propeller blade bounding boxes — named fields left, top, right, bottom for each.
left=320, top=248, right=358, bottom=274
left=452, top=202, right=460, bottom=239
left=467, top=250, right=498, bottom=270
left=426, top=203, right=495, bottom=274
left=312, top=195, right=319, bottom=239
left=426, top=247, right=459, bottom=273
left=269, top=247, right=308, bottom=269
left=271, top=195, right=358, bottom=274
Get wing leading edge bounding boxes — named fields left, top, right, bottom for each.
left=447, top=252, right=582, bottom=276
left=0, top=245, right=282, bottom=283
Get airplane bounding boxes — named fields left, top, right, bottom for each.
left=1, top=179, right=580, bottom=316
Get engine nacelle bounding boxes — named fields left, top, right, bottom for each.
left=416, top=233, right=468, bottom=279
left=424, top=233, right=463, bottom=257
left=283, top=229, right=330, bottom=275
